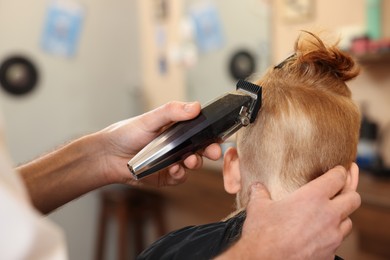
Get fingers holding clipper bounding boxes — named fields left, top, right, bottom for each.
left=153, top=145, right=220, bottom=188
left=165, top=164, right=188, bottom=186
left=202, top=143, right=223, bottom=161
left=182, top=143, right=222, bottom=171
left=141, top=101, right=201, bottom=133
left=183, top=154, right=203, bottom=170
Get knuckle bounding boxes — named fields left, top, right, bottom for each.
left=354, top=192, right=362, bottom=208
left=346, top=217, right=353, bottom=230
left=343, top=218, right=353, bottom=238
left=335, top=167, right=347, bottom=182
left=163, top=101, right=177, bottom=111
left=348, top=192, right=362, bottom=213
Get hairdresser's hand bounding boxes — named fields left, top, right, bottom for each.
left=96, top=101, right=222, bottom=187
left=216, top=164, right=361, bottom=259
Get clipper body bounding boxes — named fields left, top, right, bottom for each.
left=128, top=80, right=262, bottom=180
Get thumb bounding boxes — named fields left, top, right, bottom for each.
left=245, top=183, right=272, bottom=225
left=248, top=182, right=271, bottom=204
left=142, top=101, right=201, bottom=133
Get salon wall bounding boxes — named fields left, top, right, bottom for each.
left=184, top=0, right=271, bottom=104
left=0, top=0, right=189, bottom=259
left=0, top=0, right=143, bottom=161
left=137, top=0, right=186, bottom=109
left=0, top=0, right=144, bottom=259
left=271, top=0, right=390, bottom=166
left=272, top=0, right=365, bottom=61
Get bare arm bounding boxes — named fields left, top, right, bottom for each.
left=216, top=164, right=361, bottom=259
left=17, top=101, right=222, bottom=214
left=16, top=134, right=108, bottom=214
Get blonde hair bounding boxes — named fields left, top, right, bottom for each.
left=236, top=31, right=361, bottom=206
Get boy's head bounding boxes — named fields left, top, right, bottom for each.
left=222, top=31, right=361, bottom=208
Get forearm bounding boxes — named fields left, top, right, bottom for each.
left=15, top=101, right=218, bottom=214
left=16, top=134, right=110, bottom=214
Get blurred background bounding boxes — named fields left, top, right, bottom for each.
left=0, top=0, right=389, bottom=259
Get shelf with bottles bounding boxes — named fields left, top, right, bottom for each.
left=348, top=36, right=390, bottom=64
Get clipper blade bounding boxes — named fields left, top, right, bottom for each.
left=236, top=79, right=262, bottom=123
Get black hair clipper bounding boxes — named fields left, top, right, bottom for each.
left=128, top=80, right=262, bottom=180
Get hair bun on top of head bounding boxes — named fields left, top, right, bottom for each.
left=293, top=31, right=360, bottom=82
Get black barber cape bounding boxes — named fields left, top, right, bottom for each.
left=138, top=212, right=245, bottom=260
left=137, top=211, right=343, bottom=260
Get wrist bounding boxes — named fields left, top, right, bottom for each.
left=84, top=130, right=134, bottom=186
left=77, top=132, right=114, bottom=185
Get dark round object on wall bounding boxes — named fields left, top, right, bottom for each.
left=228, top=50, right=256, bottom=80
left=0, top=56, right=39, bottom=96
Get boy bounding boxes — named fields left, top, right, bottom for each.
left=138, top=31, right=361, bottom=259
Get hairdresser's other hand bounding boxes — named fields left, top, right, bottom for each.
left=216, top=164, right=361, bottom=259
left=96, top=101, right=222, bottom=187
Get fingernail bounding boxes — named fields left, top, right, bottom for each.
left=251, top=184, right=256, bottom=191
left=254, top=182, right=262, bottom=187
left=251, top=182, right=261, bottom=191
left=184, top=102, right=197, bottom=113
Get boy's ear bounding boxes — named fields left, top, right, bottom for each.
left=223, top=147, right=242, bottom=194
left=346, top=162, right=359, bottom=191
